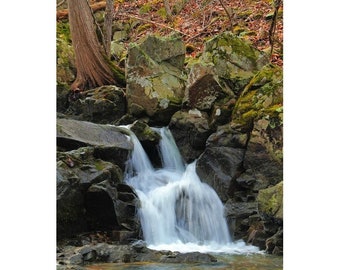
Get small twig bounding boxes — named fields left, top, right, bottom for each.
left=57, top=0, right=66, bottom=8
left=186, top=17, right=219, bottom=42
left=269, top=0, right=282, bottom=57
left=121, top=14, right=191, bottom=37
left=218, top=0, right=233, bottom=32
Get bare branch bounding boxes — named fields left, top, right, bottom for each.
left=121, top=14, right=190, bottom=37
left=269, top=0, right=282, bottom=57
left=57, top=0, right=66, bottom=8
left=217, top=0, right=233, bottom=32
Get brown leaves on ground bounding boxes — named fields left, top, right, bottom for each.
left=58, top=0, right=283, bottom=66
left=117, top=0, right=283, bottom=66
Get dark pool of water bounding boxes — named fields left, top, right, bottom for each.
left=85, top=254, right=283, bottom=270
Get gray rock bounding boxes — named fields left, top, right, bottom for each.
left=57, top=118, right=132, bottom=150
left=67, top=85, right=126, bottom=124
left=126, top=34, right=187, bottom=124
left=169, top=110, right=213, bottom=162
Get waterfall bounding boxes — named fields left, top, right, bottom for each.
left=123, top=126, right=259, bottom=254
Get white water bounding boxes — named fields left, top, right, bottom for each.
left=124, top=126, right=260, bottom=254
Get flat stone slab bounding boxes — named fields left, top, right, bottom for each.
left=57, top=118, right=133, bottom=150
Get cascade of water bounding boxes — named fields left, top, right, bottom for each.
left=123, top=126, right=259, bottom=254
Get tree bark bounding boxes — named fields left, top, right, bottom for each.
left=67, top=0, right=121, bottom=91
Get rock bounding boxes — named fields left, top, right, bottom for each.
left=231, top=64, right=283, bottom=132
left=129, top=120, right=161, bottom=143
left=224, top=202, right=258, bottom=240
left=184, top=63, right=226, bottom=111
left=57, top=119, right=133, bottom=151
left=202, top=32, right=269, bottom=95
left=160, top=252, right=217, bottom=263
left=231, top=63, right=283, bottom=192
left=184, top=32, right=268, bottom=116
left=169, top=110, right=213, bottom=162
left=126, top=34, right=187, bottom=124
left=257, top=181, right=283, bottom=221
left=57, top=143, right=140, bottom=239
left=241, top=118, right=283, bottom=191
left=196, top=125, right=249, bottom=202
left=67, top=85, right=126, bottom=124
left=265, top=228, right=283, bottom=255
left=68, top=253, right=83, bottom=265
left=256, top=182, right=283, bottom=254
left=129, top=120, right=162, bottom=167
left=57, top=174, right=87, bottom=239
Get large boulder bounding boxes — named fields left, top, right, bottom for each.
left=126, top=34, right=187, bottom=124
left=183, top=32, right=269, bottom=123
left=57, top=119, right=141, bottom=239
left=231, top=63, right=283, bottom=132
left=57, top=118, right=132, bottom=168
left=202, top=32, right=269, bottom=95
left=57, top=146, right=140, bottom=239
left=196, top=124, right=249, bottom=202
left=232, top=64, right=283, bottom=190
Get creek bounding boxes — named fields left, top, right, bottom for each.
left=83, top=126, right=283, bottom=269
left=85, top=253, right=283, bottom=270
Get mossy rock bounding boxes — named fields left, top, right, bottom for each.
left=257, top=181, right=283, bottom=220
left=126, top=34, right=187, bottom=124
left=129, top=121, right=161, bottom=143
left=231, top=64, right=283, bottom=130
left=197, top=32, right=269, bottom=95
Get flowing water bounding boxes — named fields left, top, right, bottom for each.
left=123, top=126, right=259, bottom=254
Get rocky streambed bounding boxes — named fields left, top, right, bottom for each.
left=57, top=31, right=283, bottom=268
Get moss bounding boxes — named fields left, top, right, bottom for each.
left=139, top=3, right=152, bottom=14
left=94, top=160, right=106, bottom=171
left=136, top=23, right=152, bottom=33
left=232, top=64, right=283, bottom=128
left=157, top=7, right=167, bottom=20
left=257, top=181, right=283, bottom=220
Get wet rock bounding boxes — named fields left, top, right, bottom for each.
left=159, top=252, right=217, bottom=263
left=196, top=125, right=249, bottom=202
left=169, top=110, right=213, bottom=162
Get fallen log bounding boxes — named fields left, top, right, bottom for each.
left=57, top=1, right=107, bottom=20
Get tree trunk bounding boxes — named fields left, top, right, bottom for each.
left=163, top=0, right=173, bottom=22
left=103, top=0, right=114, bottom=57
left=67, top=0, right=121, bottom=91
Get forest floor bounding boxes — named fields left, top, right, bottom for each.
left=57, top=0, right=283, bottom=66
